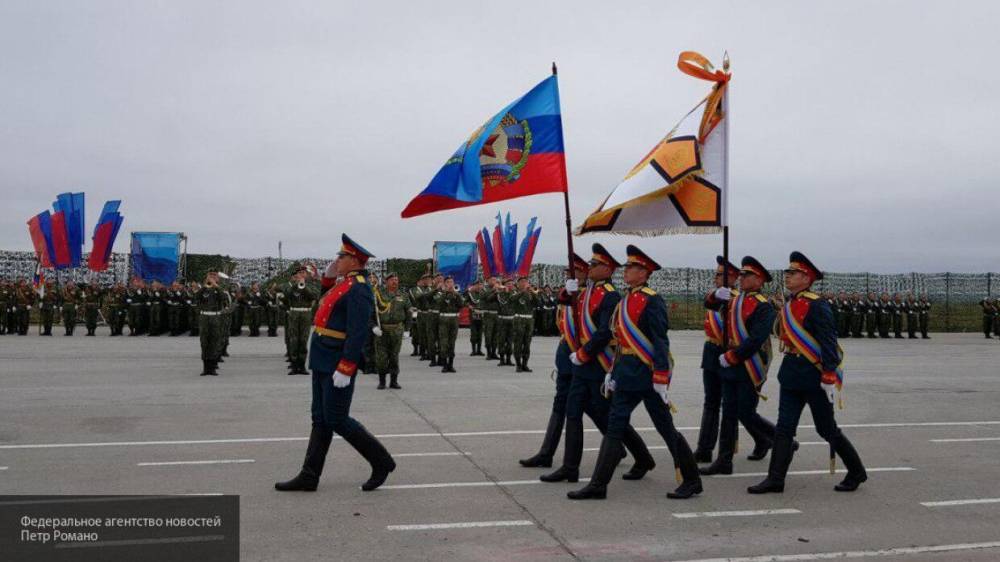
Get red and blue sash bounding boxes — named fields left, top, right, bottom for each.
left=558, top=302, right=580, bottom=353
left=614, top=291, right=674, bottom=386
left=313, top=275, right=357, bottom=329
left=580, top=285, right=614, bottom=372
left=705, top=309, right=724, bottom=345
left=729, top=291, right=772, bottom=388
left=780, top=299, right=844, bottom=389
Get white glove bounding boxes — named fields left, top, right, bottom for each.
left=372, top=326, right=383, bottom=337
left=333, top=371, right=352, bottom=388
left=26, top=305, right=32, bottom=311
left=719, top=354, right=732, bottom=369
left=569, top=351, right=583, bottom=366
left=411, top=311, right=418, bottom=319
left=653, top=383, right=669, bottom=405
left=126, top=299, right=132, bottom=303
left=565, top=279, right=579, bottom=293
left=822, top=383, right=836, bottom=404
left=601, top=373, right=615, bottom=397
left=714, top=287, right=732, bottom=301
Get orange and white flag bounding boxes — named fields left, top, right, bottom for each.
left=577, top=51, right=730, bottom=236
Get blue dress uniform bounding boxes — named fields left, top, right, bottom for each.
left=542, top=244, right=655, bottom=484
left=748, top=252, right=867, bottom=494
left=700, top=256, right=781, bottom=476
left=694, top=256, right=739, bottom=463
left=275, top=234, right=396, bottom=493
left=568, top=245, right=701, bottom=500
left=520, top=253, right=588, bottom=468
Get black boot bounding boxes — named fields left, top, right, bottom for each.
left=746, top=417, right=776, bottom=461
left=389, top=373, right=401, bottom=389
left=341, top=426, right=396, bottom=491
left=693, top=406, right=719, bottom=463
left=429, top=354, right=439, bottom=367
left=567, top=437, right=622, bottom=500
left=275, top=425, right=333, bottom=491
left=515, top=357, right=525, bottom=372
left=445, top=356, right=457, bottom=373
left=377, top=374, right=387, bottom=389
left=411, top=345, right=420, bottom=357
left=208, top=360, right=219, bottom=376
left=748, top=436, right=794, bottom=494
left=700, top=418, right=735, bottom=475
left=519, top=411, right=563, bottom=468
left=667, top=435, right=703, bottom=499
left=470, top=343, right=478, bottom=357
left=541, top=418, right=582, bottom=482
left=200, top=360, right=210, bottom=376
left=832, top=434, right=867, bottom=492
left=521, top=358, right=532, bottom=373
left=621, top=427, right=656, bottom=481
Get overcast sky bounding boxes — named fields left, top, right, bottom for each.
left=2, top=1, right=998, bottom=273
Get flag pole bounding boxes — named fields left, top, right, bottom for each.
left=721, top=52, right=731, bottom=352
left=553, top=62, right=575, bottom=278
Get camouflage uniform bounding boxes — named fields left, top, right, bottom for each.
left=15, top=283, right=35, bottom=335
left=510, top=286, right=537, bottom=372
left=0, top=282, right=12, bottom=335
left=266, top=286, right=280, bottom=337
left=407, top=284, right=424, bottom=356
left=38, top=284, right=59, bottom=335
left=374, top=286, right=410, bottom=388
left=284, top=281, right=317, bottom=374
left=196, top=283, right=229, bottom=375
left=246, top=286, right=265, bottom=337
left=108, top=286, right=128, bottom=336
left=434, top=286, right=463, bottom=372
left=495, top=285, right=515, bottom=366
left=61, top=285, right=80, bottom=336
left=81, top=285, right=102, bottom=336
left=464, top=286, right=485, bottom=356
left=480, top=283, right=499, bottom=359
left=127, top=285, right=147, bottom=335
left=424, top=285, right=442, bottom=366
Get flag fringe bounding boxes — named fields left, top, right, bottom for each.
left=574, top=226, right=723, bottom=237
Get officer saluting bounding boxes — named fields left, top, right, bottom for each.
left=748, top=252, right=867, bottom=494
left=568, top=245, right=701, bottom=500
left=275, top=234, right=396, bottom=493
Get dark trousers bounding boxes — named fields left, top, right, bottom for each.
left=562, top=376, right=652, bottom=470
left=775, top=385, right=842, bottom=443
left=311, top=371, right=365, bottom=437
left=605, top=387, right=696, bottom=479
left=695, top=368, right=722, bottom=454
left=718, top=374, right=775, bottom=461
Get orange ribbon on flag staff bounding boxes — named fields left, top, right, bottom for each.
left=676, top=51, right=731, bottom=143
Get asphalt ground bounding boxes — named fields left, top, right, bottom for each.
left=2, top=329, right=999, bottom=561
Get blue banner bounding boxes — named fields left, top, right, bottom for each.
left=435, top=241, right=478, bottom=290
left=131, top=232, right=181, bottom=284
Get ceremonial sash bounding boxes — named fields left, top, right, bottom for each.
left=704, top=309, right=723, bottom=345
left=729, top=292, right=772, bottom=389
left=779, top=300, right=845, bottom=389
left=613, top=295, right=674, bottom=386
left=313, top=275, right=357, bottom=328
left=580, top=286, right=614, bottom=372
left=557, top=303, right=580, bottom=353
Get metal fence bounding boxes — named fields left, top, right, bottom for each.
left=2, top=250, right=995, bottom=331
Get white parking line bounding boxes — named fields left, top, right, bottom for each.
left=137, top=459, right=255, bottom=467
left=0, top=467, right=7, bottom=471
left=1, top=420, right=997, bottom=450
left=382, top=478, right=590, bottom=490
left=673, top=508, right=801, bottom=519
left=670, top=541, right=1000, bottom=562
left=921, top=498, right=1000, bottom=507
left=393, top=452, right=471, bottom=458
left=387, top=520, right=534, bottom=531
left=710, top=467, right=915, bottom=478
left=930, top=437, right=1000, bottom=443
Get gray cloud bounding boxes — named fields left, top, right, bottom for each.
left=2, top=0, right=998, bottom=273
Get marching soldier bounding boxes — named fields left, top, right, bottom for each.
left=374, top=272, right=409, bottom=389
left=511, top=275, right=537, bottom=372
left=195, top=272, right=228, bottom=376
left=693, top=256, right=737, bottom=464
left=61, top=282, right=79, bottom=336
left=981, top=296, right=995, bottom=338
left=700, top=256, right=783, bottom=476
left=407, top=275, right=427, bottom=357
left=748, top=252, right=867, bottom=494
left=285, top=268, right=317, bottom=375
left=520, top=254, right=588, bottom=468
left=435, top=276, right=463, bottom=373
left=568, top=245, right=701, bottom=500
left=495, top=278, right=516, bottom=367
left=892, top=293, right=905, bottom=339
left=38, top=280, right=58, bottom=335
left=480, top=278, right=500, bottom=360
left=81, top=283, right=102, bottom=336
left=275, top=234, right=396, bottom=493
left=465, top=279, right=485, bottom=356
left=919, top=295, right=931, bottom=339
left=543, top=244, right=655, bottom=489
left=865, top=292, right=879, bottom=339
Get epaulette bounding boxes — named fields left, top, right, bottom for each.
left=754, top=293, right=768, bottom=303
left=603, top=283, right=615, bottom=292
left=355, top=275, right=367, bottom=284
left=801, top=291, right=819, bottom=300
left=640, top=287, right=657, bottom=296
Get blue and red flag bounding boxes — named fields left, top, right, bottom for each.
left=53, top=192, right=85, bottom=268
left=491, top=215, right=506, bottom=276
left=33, top=262, right=45, bottom=298
left=401, top=75, right=568, bottom=218
left=49, top=211, right=72, bottom=268
left=516, top=226, right=542, bottom=278
left=27, top=212, right=55, bottom=268
left=475, top=229, right=495, bottom=279
left=513, top=217, right=537, bottom=273
left=89, top=200, right=124, bottom=272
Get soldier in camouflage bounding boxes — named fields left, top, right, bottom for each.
left=480, top=277, right=500, bottom=360
left=61, top=282, right=79, bottom=336
left=496, top=278, right=516, bottom=367
left=374, top=273, right=409, bottom=389
left=38, top=280, right=58, bottom=335
left=81, top=283, right=102, bottom=336
left=465, top=279, right=485, bottom=356
left=285, top=268, right=317, bottom=375
left=435, top=276, right=463, bottom=373
left=511, top=276, right=537, bottom=372
left=196, top=272, right=228, bottom=376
